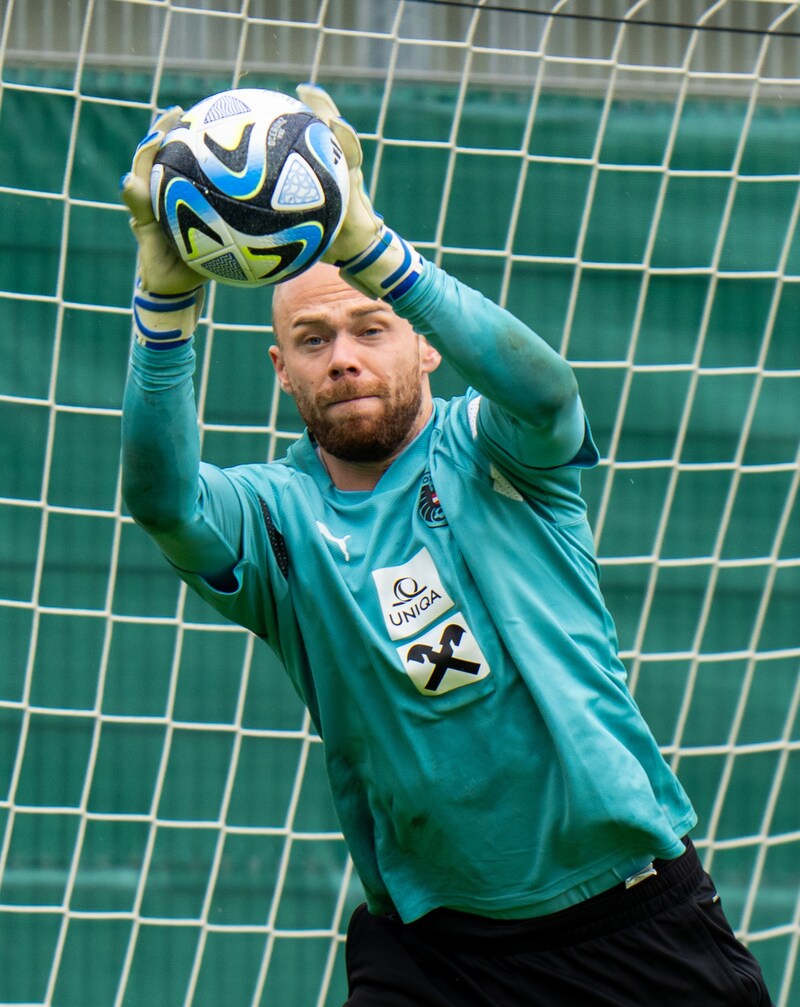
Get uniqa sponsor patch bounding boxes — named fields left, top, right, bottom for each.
left=371, top=547, right=454, bottom=641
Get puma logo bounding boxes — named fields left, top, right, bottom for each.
left=316, top=521, right=351, bottom=561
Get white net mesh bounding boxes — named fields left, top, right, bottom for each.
left=1, top=1, right=798, bottom=1004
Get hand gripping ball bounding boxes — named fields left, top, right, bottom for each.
left=150, top=88, right=350, bottom=287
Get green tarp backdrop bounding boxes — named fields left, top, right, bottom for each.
left=0, top=72, right=798, bottom=1004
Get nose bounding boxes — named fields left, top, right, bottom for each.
left=327, top=332, right=363, bottom=378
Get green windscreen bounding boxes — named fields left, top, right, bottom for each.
left=0, top=71, right=798, bottom=1006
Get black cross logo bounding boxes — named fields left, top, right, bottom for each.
left=407, top=624, right=481, bottom=692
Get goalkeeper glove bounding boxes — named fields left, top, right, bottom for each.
left=120, top=107, right=204, bottom=349
left=296, top=83, right=424, bottom=303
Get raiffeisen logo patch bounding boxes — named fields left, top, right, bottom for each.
left=397, top=617, right=490, bottom=695
left=372, top=548, right=454, bottom=641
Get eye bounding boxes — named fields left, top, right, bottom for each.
left=300, top=332, right=326, bottom=348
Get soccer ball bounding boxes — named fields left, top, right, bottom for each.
left=150, top=88, right=350, bottom=287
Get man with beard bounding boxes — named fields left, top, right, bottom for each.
left=120, top=88, right=774, bottom=1006
left=268, top=264, right=441, bottom=488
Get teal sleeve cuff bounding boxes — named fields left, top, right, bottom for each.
left=128, top=335, right=196, bottom=392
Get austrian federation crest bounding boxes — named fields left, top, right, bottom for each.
left=418, top=469, right=447, bottom=527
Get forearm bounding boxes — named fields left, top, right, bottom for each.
left=121, top=339, right=200, bottom=529
left=122, top=339, right=242, bottom=582
left=395, top=260, right=578, bottom=426
left=119, top=110, right=244, bottom=582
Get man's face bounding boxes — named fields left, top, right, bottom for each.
left=270, top=263, right=439, bottom=463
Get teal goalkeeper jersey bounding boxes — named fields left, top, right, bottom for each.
left=175, top=390, right=696, bottom=923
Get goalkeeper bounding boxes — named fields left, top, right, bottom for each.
left=120, top=89, right=774, bottom=1007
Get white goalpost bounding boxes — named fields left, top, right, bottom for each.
left=0, top=1, right=798, bottom=1004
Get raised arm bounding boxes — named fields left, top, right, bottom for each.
left=299, top=85, right=586, bottom=469
left=119, top=110, right=242, bottom=584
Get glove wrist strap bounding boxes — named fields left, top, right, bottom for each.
left=133, top=285, right=204, bottom=349
left=336, top=227, right=423, bottom=302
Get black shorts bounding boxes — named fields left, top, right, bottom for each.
left=344, top=840, right=774, bottom=1007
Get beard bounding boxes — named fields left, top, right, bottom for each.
left=292, top=372, right=425, bottom=463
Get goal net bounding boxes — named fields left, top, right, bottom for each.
left=1, top=0, right=798, bottom=1004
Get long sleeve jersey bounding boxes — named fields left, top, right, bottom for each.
left=122, top=261, right=696, bottom=923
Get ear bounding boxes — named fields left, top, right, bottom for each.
left=269, top=344, right=294, bottom=394
left=419, top=335, right=441, bottom=375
